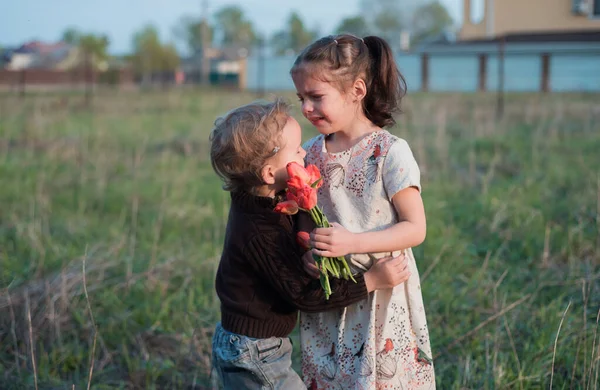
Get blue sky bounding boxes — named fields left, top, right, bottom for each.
left=2, top=0, right=464, bottom=54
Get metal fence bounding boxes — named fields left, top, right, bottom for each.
left=245, top=41, right=600, bottom=94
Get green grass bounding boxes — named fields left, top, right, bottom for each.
left=0, top=88, right=599, bottom=389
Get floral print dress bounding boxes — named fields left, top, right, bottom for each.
left=301, top=130, right=436, bottom=390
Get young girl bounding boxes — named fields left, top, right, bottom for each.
left=291, top=35, right=436, bottom=389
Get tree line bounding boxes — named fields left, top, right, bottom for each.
left=57, top=0, right=454, bottom=77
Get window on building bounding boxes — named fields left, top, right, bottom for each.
left=470, top=0, right=485, bottom=24
left=594, top=0, right=600, bottom=16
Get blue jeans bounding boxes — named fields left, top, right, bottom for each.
left=211, top=323, right=306, bottom=389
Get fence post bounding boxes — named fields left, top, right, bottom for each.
left=478, top=54, right=487, bottom=92
left=20, top=69, right=26, bottom=98
left=256, top=37, right=266, bottom=97
left=84, top=51, right=94, bottom=107
left=496, top=37, right=505, bottom=120
left=541, top=53, right=550, bottom=93
left=421, top=53, right=429, bottom=92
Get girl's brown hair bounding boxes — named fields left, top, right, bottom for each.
left=209, top=99, right=289, bottom=192
left=291, top=34, right=406, bottom=128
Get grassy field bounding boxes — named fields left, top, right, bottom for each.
left=0, top=88, right=599, bottom=389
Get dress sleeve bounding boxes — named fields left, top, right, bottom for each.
left=382, top=138, right=421, bottom=201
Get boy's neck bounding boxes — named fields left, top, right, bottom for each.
left=253, top=184, right=277, bottom=198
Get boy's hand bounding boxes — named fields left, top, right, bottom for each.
left=302, top=250, right=320, bottom=279
left=363, top=253, right=410, bottom=292
left=310, top=223, right=356, bottom=258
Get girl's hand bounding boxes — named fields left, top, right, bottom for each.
left=310, top=223, right=356, bottom=258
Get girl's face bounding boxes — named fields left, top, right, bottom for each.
left=292, top=67, right=358, bottom=136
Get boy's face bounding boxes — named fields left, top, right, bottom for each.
left=268, top=116, right=306, bottom=192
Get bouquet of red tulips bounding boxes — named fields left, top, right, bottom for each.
left=274, top=162, right=356, bottom=299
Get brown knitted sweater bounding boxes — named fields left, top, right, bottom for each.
left=215, top=190, right=368, bottom=338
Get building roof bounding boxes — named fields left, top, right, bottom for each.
left=15, top=41, right=70, bottom=54
left=413, top=29, right=600, bottom=55
left=458, top=30, right=600, bottom=44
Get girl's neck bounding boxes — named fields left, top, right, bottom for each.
left=327, top=114, right=380, bottom=153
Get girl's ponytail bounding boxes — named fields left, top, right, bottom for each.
left=362, top=36, right=406, bottom=128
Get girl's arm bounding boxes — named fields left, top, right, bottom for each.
left=310, top=186, right=426, bottom=257
left=311, top=138, right=425, bottom=257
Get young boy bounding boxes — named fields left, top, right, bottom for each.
left=209, top=99, right=410, bottom=389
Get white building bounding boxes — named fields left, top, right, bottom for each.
left=5, top=53, right=36, bottom=70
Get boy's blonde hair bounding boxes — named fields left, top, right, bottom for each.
left=210, top=99, right=290, bottom=192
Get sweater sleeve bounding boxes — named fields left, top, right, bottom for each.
left=244, top=233, right=369, bottom=313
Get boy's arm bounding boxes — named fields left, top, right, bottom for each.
left=245, top=234, right=410, bottom=313
left=295, top=212, right=315, bottom=234
left=245, top=234, right=368, bottom=312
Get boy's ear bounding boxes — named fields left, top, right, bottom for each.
left=261, top=164, right=276, bottom=185
left=352, top=78, right=367, bottom=102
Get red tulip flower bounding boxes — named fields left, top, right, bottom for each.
left=273, top=200, right=299, bottom=215
left=286, top=162, right=311, bottom=186
left=286, top=162, right=322, bottom=190
left=286, top=184, right=317, bottom=210
left=296, top=231, right=311, bottom=251
left=274, top=161, right=355, bottom=299
left=306, top=164, right=323, bottom=189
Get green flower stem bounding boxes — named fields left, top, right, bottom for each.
left=310, top=207, right=322, bottom=227
left=316, top=206, right=330, bottom=228
left=305, top=205, right=355, bottom=298
left=338, top=256, right=357, bottom=283
left=318, top=257, right=331, bottom=300
left=341, top=267, right=349, bottom=280
left=330, top=257, right=340, bottom=277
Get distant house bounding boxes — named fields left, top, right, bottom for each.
left=460, top=0, right=600, bottom=41
left=2, top=44, right=38, bottom=70
left=2, top=50, right=36, bottom=70
left=0, top=40, right=134, bottom=88
left=180, top=45, right=249, bottom=87
left=179, top=47, right=220, bottom=81
left=2, top=41, right=78, bottom=70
